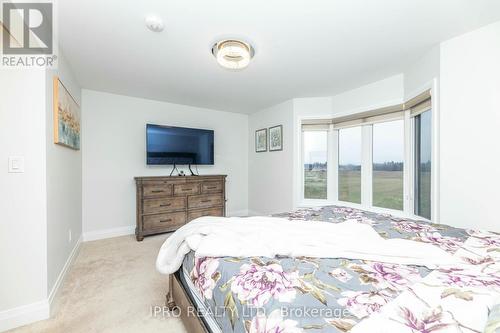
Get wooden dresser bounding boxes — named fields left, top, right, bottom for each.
left=135, top=175, right=227, bottom=241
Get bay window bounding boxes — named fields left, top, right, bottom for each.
left=301, top=91, right=434, bottom=220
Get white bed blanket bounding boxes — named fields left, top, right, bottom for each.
left=156, top=216, right=460, bottom=275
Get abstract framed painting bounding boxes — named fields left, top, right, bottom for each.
left=53, top=76, right=80, bottom=150
left=269, top=125, right=283, bottom=151
left=255, top=128, right=267, bottom=152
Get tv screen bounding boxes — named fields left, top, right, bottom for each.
left=146, top=124, right=214, bottom=165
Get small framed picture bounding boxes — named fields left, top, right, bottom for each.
left=255, top=128, right=267, bottom=152
left=269, top=125, right=283, bottom=151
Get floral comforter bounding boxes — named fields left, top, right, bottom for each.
left=181, top=205, right=499, bottom=332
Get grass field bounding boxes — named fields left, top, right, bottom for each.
left=305, top=169, right=407, bottom=211
left=304, top=170, right=327, bottom=199
left=338, top=170, right=362, bottom=204
left=372, top=171, right=403, bottom=210
left=304, top=169, right=431, bottom=216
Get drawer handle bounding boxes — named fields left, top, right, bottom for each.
left=160, top=219, right=172, bottom=223
left=181, top=188, right=193, bottom=191
left=207, top=186, right=217, bottom=189
left=160, top=203, right=171, bottom=207
left=151, top=190, right=164, bottom=193
left=201, top=200, right=212, bottom=203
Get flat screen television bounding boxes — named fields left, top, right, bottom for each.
left=146, top=124, right=214, bottom=165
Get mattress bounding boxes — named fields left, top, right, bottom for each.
left=180, top=252, right=222, bottom=333
left=178, top=205, right=497, bottom=333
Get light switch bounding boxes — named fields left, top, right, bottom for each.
left=8, top=156, right=25, bottom=173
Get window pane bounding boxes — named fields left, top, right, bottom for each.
left=303, top=131, right=327, bottom=199
left=338, top=127, right=361, bottom=203
left=373, top=120, right=404, bottom=210
left=415, top=110, right=432, bottom=219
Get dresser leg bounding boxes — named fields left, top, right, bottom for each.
left=135, top=226, right=144, bottom=241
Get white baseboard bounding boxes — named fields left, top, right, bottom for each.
left=0, top=236, right=83, bottom=332
left=0, top=299, right=49, bottom=332
left=83, top=225, right=135, bottom=242
left=48, top=235, right=82, bottom=307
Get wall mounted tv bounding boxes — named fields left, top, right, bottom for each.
left=146, top=124, right=214, bottom=165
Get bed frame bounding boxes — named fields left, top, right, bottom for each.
left=166, top=273, right=211, bottom=333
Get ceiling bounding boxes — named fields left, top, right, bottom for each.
left=59, top=0, right=500, bottom=114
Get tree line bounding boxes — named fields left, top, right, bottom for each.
left=306, top=161, right=414, bottom=172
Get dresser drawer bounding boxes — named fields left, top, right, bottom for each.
left=188, top=194, right=223, bottom=210
left=188, top=208, right=224, bottom=221
left=143, top=212, right=186, bottom=230
left=135, top=175, right=226, bottom=241
left=201, top=181, right=223, bottom=194
left=174, top=183, right=200, bottom=196
left=143, top=197, right=186, bottom=214
left=143, top=184, right=173, bottom=198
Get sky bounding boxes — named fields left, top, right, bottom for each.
left=372, top=120, right=404, bottom=164
left=418, top=110, right=432, bottom=163
left=304, top=131, right=327, bottom=164
left=304, top=119, right=413, bottom=165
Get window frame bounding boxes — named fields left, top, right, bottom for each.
left=410, top=106, right=433, bottom=220
left=298, top=86, right=438, bottom=222
left=302, top=129, right=330, bottom=201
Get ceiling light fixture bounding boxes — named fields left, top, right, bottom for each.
left=211, top=39, right=255, bottom=70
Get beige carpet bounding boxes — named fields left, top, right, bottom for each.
left=10, top=234, right=187, bottom=333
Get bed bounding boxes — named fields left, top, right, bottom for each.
left=163, top=205, right=500, bottom=333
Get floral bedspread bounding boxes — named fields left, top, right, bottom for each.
left=181, top=205, right=498, bottom=333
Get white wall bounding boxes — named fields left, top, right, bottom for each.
left=294, top=97, right=333, bottom=118
left=45, top=53, right=82, bottom=295
left=404, top=46, right=440, bottom=99
left=0, top=69, right=48, bottom=326
left=439, top=21, right=500, bottom=231
left=331, top=74, right=404, bottom=116
left=248, top=100, right=295, bottom=215
left=82, top=90, right=248, bottom=237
